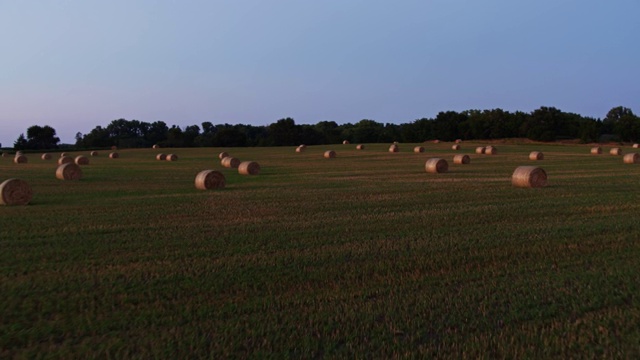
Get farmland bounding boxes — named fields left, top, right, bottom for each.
left=1, top=141, right=640, bottom=358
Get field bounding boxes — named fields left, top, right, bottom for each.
left=1, top=142, right=640, bottom=358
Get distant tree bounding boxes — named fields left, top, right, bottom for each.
left=268, top=118, right=299, bottom=146
left=165, top=125, right=184, bottom=147
left=14, top=134, right=28, bottom=150
left=602, top=106, right=639, bottom=141
left=351, top=119, right=384, bottom=143
left=22, top=125, right=60, bottom=149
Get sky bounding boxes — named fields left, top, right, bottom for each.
left=1, top=0, right=639, bottom=146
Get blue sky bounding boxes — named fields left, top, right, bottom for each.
left=1, top=0, right=638, bottom=146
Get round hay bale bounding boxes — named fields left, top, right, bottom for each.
left=238, top=161, right=260, bottom=175
left=342, top=140, right=350, bottom=145
left=455, top=139, right=462, bottom=143
left=166, top=154, right=178, bottom=161
left=295, top=146, right=304, bottom=153
left=0, top=178, right=33, bottom=206
left=590, top=147, right=602, bottom=154
left=195, top=170, right=226, bottom=190
left=414, top=146, right=425, bottom=153
left=152, top=144, right=159, bottom=149
left=109, top=152, right=119, bottom=159
left=356, top=144, right=365, bottom=150
left=451, top=144, right=460, bottom=150
left=16, top=151, right=23, bottom=156
left=41, top=153, right=51, bottom=160
left=221, top=156, right=241, bottom=168
left=2, top=152, right=8, bottom=158
left=324, top=150, right=336, bottom=159
left=218, top=151, right=229, bottom=159
left=60, top=153, right=67, bottom=157
left=14, top=155, right=28, bottom=164
left=389, top=144, right=399, bottom=153
left=512, top=166, right=547, bottom=188
left=485, top=146, right=497, bottom=155
left=529, top=151, right=544, bottom=160
left=90, top=151, right=98, bottom=157
left=453, top=154, right=470, bottom=164
left=425, top=158, right=448, bottom=173
left=433, top=140, right=440, bottom=144
left=475, top=146, right=486, bottom=154
left=58, top=156, right=73, bottom=165
left=633, top=144, right=639, bottom=149
left=156, top=153, right=167, bottom=161
left=623, top=153, right=639, bottom=164
left=75, top=155, right=89, bottom=165
left=610, top=148, right=622, bottom=156
left=56, top=163, right=83, bottom=180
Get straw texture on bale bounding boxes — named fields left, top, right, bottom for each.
left=452, top=144, right=460, bottom=150
left=633, top=144, right=639, bottom=148
left=166, top=154, right=178, bottom=161
left=56, top=163, right=83, bottom=180
left=14, top=155, right=27, bottom=164
left=60, top=153, right=67, bottom=157
left=356, top=144, right=364, bottom=150
left=90, top=151, right=98, bottom=156
left=425, top=158, right=448, bottom=173
left=343, top=140, right=350, bottom=144
left=221, top=156, right=241, bottom=168
left=195, top=170, right=226, bottom=190
left=0, top=178, right=33, bottom=206
left=58, top=156, right=73, bottom=165
left=152, top=144, right=159, bottom=149
left=41, top=153, right=51, bottom=160
left=156, top=153, right=167, bottom=161
left=475, top=147, right=486, bottom=154
left=485, top=146, right=497, bottom=155
left=512, top=166, right=547, bottom=188
left=623, top=153, right=639, bottom=164
left=389, top=144, right=399, bottom=153
left=414, top=146, right=425, bottom=153
left=529, top=151, right=544, bottom=160
left=109, top=152, right=119, bottom=159
left=610, top=148, right=622, bottom=156
left=590, top=147, right=602, bottom=154
left=453, top=154, right=470, bottom=164
left=75, top=156, right=89, bottom=165
left=295, top=146, right=304, bottom=153
left=324, top=150, right=336, bottom=159
left=238, top=161, right=261, bottom=175
left=218, top=152, right=229, bottom=159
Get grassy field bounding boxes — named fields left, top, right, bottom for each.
left=1, top=141, right=640, bottom=358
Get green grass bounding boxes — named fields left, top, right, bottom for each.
left=1, top=142, right=640, bottom=358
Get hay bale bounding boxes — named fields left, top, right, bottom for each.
left=14, top=155, right=28, bottom=164
left=238, top=161, right=260, bottom=175
left=1, top=152, right=8, bottom=158
left=295, top=146, right=305, bottom=153
left=633, top=144, right=639, bottom=148
left=610, top=148, right=622, bottom=156
left=75, top=155, right=89, bottom=165
left=41, top=153, right=51, bottom=160
left=451, top=144, right=460, bottom=150
left=56, top=163, right=83, bottom=180
left=453, top=154, right=470, bottom=164
left=512, top=166, right=547, bottom=188
left=485, top=146, right=497, bottom=155
left=58, top=156, right=73, bottom=165
left=109, top=152, right=119, bottom=159
left=590, top=147, right=602, bottom=154
left=166, top=154, right=178, bottom=161
left=389, top=144, right=399, bottom=153
left=156, top=153, right=167, bottom=161
left=90, top=151, right=98, bottom=157
left=475, top=146, right=486, bottom=154
left=16, top=151, right=23, bottom=156
left=343, top=140, right=350, bottom=145
left=324, top=150, right=336, bottom=159
left=425, top=158, right=448, bottom=173
left=152, top=144, right=159, bottom=149
left=195, top=170, right=226, bottom=190
left=218, top=151, right=229, bottom=159
left=356, top=144, right=364, bottom=150
left=623, top=153, right=639, bottom=164
left=529, top=151, right=544, bottom=160
left=414, top=146, right=425, bottom=153
left=221, top=156, right=241, bottom=168
left=433, top=140, right=440, bottom=144
left=60, top=153, right=67, bottom=157
left=0, top=178, right=33, bottom=206
left=455, top=139, right=462, bottom=143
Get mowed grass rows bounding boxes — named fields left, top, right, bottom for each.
left=1, top=142, right=640, bottom=358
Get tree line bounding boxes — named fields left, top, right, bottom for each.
left=10, top=106, right=640, bottom=150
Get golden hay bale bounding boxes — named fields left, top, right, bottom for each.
left=343, top=140, right=350, bottom=145
left=610, top=148, right=622, bottom=156
left=425, top=158, right=448, bottom=173
left=166, top=154, right=178, bottom=161
left=324, top=150, right=336, bottom=159
left=56, top=163, right=83, bottom=180
left=221, top=156, right=241, bottom=168
left=90, top=151, right=98, bottom=157
left=529, top=151, right=544, bottom=160
left=453, top=154, right=470, bottom=164
left=451, top=144, right=460, bottom=150
left=156, top=153, right=167, bottom=161
left=295, top=146, right=305, bottom=153
left=590, top=147, right=602, bottom=154
left=455, top=139, right=462, bottom=143
left=475, top=146, right=486, bottom=154
left=58, top=156, right=73, bottom=165
left=485, top=146, right=497, bottom=155
left=512, top=166, right=547, bottom=188
left=195, top=170, right=226, bottom=190
left=0, top=178, right=33, bottom=206
left=238, top=161, right=261, bottom=175
left=75, top=156, right=89, bottom=165
left=356, top=144, right=364, bottom=150
left=623, top=153, right=639, bottom=164
left=14, top=155, right=28, bottom=164
left=41, top=153, right=51, bottom=160
left=218, top=151, right=229, bottom=159
left=152, top=144, right=159, bottom=149
left=109, top=152, right=119, bottom=159
left=414, top=146, right=425, bottom=153
left=433, top=140, right=440, bottom=144
left=1, top=152, right=8, bottom=158
left=633, top=144, right=639, bottom=148
left=60, top=153, right=67, bottom=157
left=389, top=144, right=399, bottom=153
